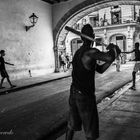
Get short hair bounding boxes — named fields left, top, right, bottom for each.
left=0, top=50, right=5, bottom=54
left=135, top=42, right=139, bottom=48
left=81, top=24, right=95, bottom=41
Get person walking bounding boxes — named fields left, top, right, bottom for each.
left=59, top=51, right=67, bottom=72
left=66, top=53, right=70, bottom=70
left=0, top=50, right=16, bottom=88
left=65, top=24, right=121, bottom=140
left=115, top=55, right=121, bottom=72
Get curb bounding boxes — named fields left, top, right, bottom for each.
left=0, top=75, right=71, bottom=95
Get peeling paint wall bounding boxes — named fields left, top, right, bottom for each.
left=0, top=0, right=54, bottom=80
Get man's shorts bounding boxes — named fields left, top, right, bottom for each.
left=0, top=69, right=9, bottom=78
left=133, top=61, right=140, bottom=72
left=67, top=85, right=99, bottom=139
left=60, top=61, right=65, bottom=66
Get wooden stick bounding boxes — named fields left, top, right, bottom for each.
left=65, top=26, right=108, bottom=47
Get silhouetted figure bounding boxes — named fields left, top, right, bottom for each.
left=0, top=50, right=16, bottom=88
left=66, top=53, right=70, bottom=70
left=59, top=52, right=67, bottom=72
left=29, top=70, right=32, bottom=77
left=123, top=42, right=140, bottom=90
left=65, top=24, right=121, bottom=140
left=115, top=55, right=121, bottom=72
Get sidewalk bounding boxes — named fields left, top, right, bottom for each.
left=58, top=78, right=140, bottom=140
left=0, top=70, right=71, bottom=95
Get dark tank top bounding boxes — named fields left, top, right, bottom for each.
left=72, top=47, right=95, bottom=96
left=0, top=57, right=5, bottom=70
left=135, top=49, right=140, bottom=61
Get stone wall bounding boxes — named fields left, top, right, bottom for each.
left=0, top=0, right=54, bottom=80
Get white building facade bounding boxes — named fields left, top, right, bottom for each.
left=64, top=4, right=140, bottom=63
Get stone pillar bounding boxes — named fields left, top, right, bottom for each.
left=103, top=28, right=107, bottom=51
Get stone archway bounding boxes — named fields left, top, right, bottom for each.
left=53, top=0, right=140, bottom=72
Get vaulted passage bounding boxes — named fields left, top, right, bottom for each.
left=53, top=0, right=140, bottom=71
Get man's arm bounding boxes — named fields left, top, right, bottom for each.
left=96, top=62, right=112, bottom=74
left=5, top=62, right=14, bottom=66
left=88, top=48, right=115, bottom=63
left=82, top=43, right=121, bottom=72
left=81, top=49, right=114, bottom=72
left=95, top=46, right=121, bottom=73
left=84, top=46, right=120, bottom=73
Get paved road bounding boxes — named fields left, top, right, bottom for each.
left=58, top=76, right=140, bottom=140
left=0, top=77, right=71, bottom=140
left=0, top=62, right=134, bottom=140
left=0, top=77, right=71, bottom=112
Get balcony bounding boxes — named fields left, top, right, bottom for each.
left=72, top=16, right=140, bottom=31
left=90, top=15, right=140, bottom=29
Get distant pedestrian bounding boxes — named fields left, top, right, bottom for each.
left=115, top=55, right=121, bottom=72
left=0, top=50, right=16, bottom=88
left=66, top=53, right=70, bottom=70
left=123, top=42, right=140, bottom=90
left=68, top=53, right=73, bottom=69
left=59, top=51, right=66, bottom=72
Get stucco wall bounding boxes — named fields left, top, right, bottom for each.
left=0, top=0, right=54, bottom=80
left=52, top=0, right=85, bottom=29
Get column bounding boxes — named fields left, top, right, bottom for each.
left=127, top=26, right=134, bottom=60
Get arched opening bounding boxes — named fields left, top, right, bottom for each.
left=53, top=0, right=140, bottom=72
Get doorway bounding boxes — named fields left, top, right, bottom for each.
left=110, top=35, right=126, bottom=63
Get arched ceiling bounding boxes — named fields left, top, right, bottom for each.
left=54, top=0, right=140, bottom=48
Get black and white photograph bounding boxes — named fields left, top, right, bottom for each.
left=0, top=0, right=140, bottom=140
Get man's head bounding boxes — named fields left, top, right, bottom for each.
left=81, top=24, right=95, bottom=44
left=135, top=42, right=139, bottom=50
left=0, top=50, right=5, bottom=56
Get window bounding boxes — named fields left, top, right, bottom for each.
left=114, top=6, right=119, bottom=9
left=116, top=36, right=123, bottom=40
left=111, top=6, right=121, bottom=24
left=89, top=15, right=99, bottom=27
